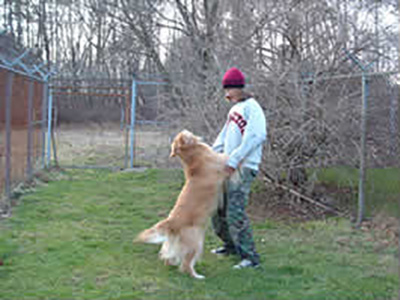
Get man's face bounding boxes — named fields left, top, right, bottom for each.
left=224, top=88, right=242, bottom=103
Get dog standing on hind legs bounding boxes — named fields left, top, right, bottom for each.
left=134, top=130, right=230, bottom=279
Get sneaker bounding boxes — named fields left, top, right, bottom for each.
left=233, top=259, right=260, bottom=269
left=211, top=247, right=229, bottom=255
left=211, top=246, right=236, bottom=255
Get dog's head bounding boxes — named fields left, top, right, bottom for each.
left=170, top=130, right=200, bottom=158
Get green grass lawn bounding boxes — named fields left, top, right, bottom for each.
left=0, top=169, right=398, bottom=300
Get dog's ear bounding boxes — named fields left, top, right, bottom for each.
left=170, top=131, right=185, bottom=157
left=170, top=143, right=177, bottom=157
left=180, top=130, right=196, bottom=145
left=170, top=130, right=198, bottom=158
left=170, top=138, right=179, bottom=157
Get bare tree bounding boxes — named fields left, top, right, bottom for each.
left=0, top=0, right=397, bottom=189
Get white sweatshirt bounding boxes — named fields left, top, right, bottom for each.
left=212, top=98, right=267, bottom=171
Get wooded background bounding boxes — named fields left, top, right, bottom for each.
left=1, top=0, right=399, bottom=189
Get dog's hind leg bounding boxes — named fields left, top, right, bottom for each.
left=180, top=250, right=204, bottom=279
left=161, top=242, right=179, bottom=266
left=160, top=237, right=181, bottom=266
left=179, top=227, right=205, bottom=279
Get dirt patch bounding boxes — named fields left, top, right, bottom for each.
left=54, top=123, right=179, bottom=168
left=358, top=214, right=399, bottom=250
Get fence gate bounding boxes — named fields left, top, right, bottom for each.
left=50, top=76, right=176, bottom=170
left=50, top=78, right=132, bottom=169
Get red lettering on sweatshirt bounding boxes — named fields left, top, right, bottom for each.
left=228, top=111, right=247, bottom=134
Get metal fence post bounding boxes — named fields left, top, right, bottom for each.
left=41, top=82, right=48, bottom=168
left=46, top=88, right=53, bottom=167
left=130, top=77, right=136, bottom=168
left=4, top=71, right=14, bottom=201
left=124, top=94, right=129, bottom=169
left=343, top=49, right=374, bottom=227
left=26, top=79, right=34, bottom=179
left=357, top=72, right=369, bottom=227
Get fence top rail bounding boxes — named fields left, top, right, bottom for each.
left=303, top=70, right=399, bottom=82
left=53, top=77, right=133, bottom=82
left=52, top=77, right=170, bottom=85
left=135, top=80, right=169, bottom=85
left=0, top=50, right=53, bottom=81
left=248, top=70, right=399, bottom=87
left=50, top=85, right=131, bottom=91
left=0, top=63, right=48, bottom=82
left=52, top=91, right=128, bottom=98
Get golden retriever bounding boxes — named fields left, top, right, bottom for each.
left=135, top=130, right=229, bottom=279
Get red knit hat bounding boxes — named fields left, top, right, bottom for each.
left=222, top=67, right=245, bottom=88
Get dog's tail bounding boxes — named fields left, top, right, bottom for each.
left=134, top=220, right=171, bottom=244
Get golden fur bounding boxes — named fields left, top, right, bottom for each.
left=135, top=130, right=229, bottom=279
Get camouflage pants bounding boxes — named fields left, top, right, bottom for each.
left=212, top=167, right=260, bottom=264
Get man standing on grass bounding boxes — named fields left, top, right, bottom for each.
left=211, top=67, right=267, bottom=269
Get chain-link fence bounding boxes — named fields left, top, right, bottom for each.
left=133, top=78, right=180, bottom=168
left=50, top=77, right=131, bottom=169
left=50, top=76, right=179, bottom=170
left=44, top=67, right=399, bottom=222
left=0, top=51, right=50, bottom=215
left=249, top=67, right=399, bottom=222
left=361, top=72, right=399, bottom=219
